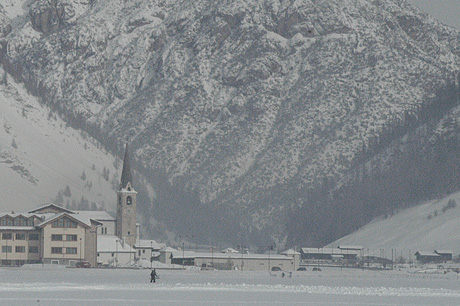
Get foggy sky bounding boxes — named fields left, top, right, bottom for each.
left=407, top=0, right=460, bottom=30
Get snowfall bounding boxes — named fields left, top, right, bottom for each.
left=2, top=265, right=460, bottom=306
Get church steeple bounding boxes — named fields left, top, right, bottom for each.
left=116, top=142, right=137, bottom=247
left=120, top=143, right=133, bottom=190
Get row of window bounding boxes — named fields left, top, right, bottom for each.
left=2, top=246, right=38, bottom=253
left=51, top=234, right=78, bottom=241
left=51, top=247, right=77, bottom=254
left=2, top=233, right=39, bottom=241
left=0, top=217, right=35, bottom=226
left=51, top=217, right=77, bottom=228
left=1, top=246, right=78, bottom=254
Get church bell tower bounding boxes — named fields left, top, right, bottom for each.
left=116, top=143, right=137, bottom=247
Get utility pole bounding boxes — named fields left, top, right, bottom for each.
left=268, top=246, right=271, bottom=272
left=115, top=240, right=119, bottom=268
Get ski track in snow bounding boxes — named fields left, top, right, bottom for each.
left=1, top=282, right=460, bottom=298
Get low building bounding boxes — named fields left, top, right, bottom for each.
left=300, top=247, right=361, bottom=261
left=97, top=235, right=136, bottom=267
left=435, top=250, right=453, bottom=263
left=415, top=251, right=442, bottom=264
left=301, top=248, right=341, bottom=261
left=159, top=248, right=300, bottom=271
left=133, top=239, right=165, bottom=262
left=337, top=245, right=363, bottom=258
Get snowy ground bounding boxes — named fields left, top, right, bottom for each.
left=1, top=266, right=460, bottom=305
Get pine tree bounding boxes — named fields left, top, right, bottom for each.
left=63, top=185, right=72, bottom=197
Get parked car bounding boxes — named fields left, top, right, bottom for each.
left=296, top=267, right=307, bottom=271
left=271, top=267, right=281, bottom=271
left=76, top=261, right=91, bottom=268
left=312, top=267, right=322, bottom=271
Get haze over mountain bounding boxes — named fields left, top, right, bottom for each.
left=407, top=0, right=460, bottom=30
left=0, top=0, right=459, bottom=248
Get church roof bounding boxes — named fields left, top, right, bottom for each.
left=120, top=143, right=133, bottom=190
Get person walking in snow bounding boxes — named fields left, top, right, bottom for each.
left=150, top=269, right=158, bottom=283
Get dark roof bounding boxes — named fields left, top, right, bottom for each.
left=120, top=143, right=133, bottom=190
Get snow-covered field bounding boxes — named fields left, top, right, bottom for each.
left=1, top=266, right=460, bottom=306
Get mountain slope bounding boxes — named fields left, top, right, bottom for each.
left=328, top=192, right=460, bottom=256
left=0, top=0, right=459, bottom=246
left=0, top=65, right=121, bottom=213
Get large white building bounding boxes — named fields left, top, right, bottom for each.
left=0, top=205, right=101, bottom=267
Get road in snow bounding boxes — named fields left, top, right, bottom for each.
left=1, top=266, right=460, bottom=305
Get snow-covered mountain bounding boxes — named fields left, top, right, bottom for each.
left=0, top=0, right=459, bottom=246
left=329, top=191, right=460, bottom=256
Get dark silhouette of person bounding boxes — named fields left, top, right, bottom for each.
left=150, top=269, right=158, bottom=283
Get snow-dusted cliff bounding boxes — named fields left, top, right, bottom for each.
left=0, top=0, right=459, bottom=246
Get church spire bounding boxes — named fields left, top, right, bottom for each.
left=120, top=143, right=133, bottom=190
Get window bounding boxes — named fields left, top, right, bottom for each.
left=51, top=235, right=62, bottom=241
left=2, top=233, right=12, bottom=240
left=15, top=233, right=25, bottom=240
left=29, top=246, right=38, bottom=253
left=15, top=246, right=25, bottom=253
left=14, top=218, right=27, bottom=226
left=66, top=248, right=77, bottom=254
left=127, top=196, right=132, bottom=205
left=29, top=234, right=39, bottom=241
left=2, top=246, right=12, bottom=253
left=51, top=247, right=62, bottom=254
left=66, top=235, right=77, bottom=241
left=27, top=219, right=34, bottom=226
left=2, top=217, right=13, bottom=226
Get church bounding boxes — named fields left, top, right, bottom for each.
left=0, top=144, right=152, bottom=267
